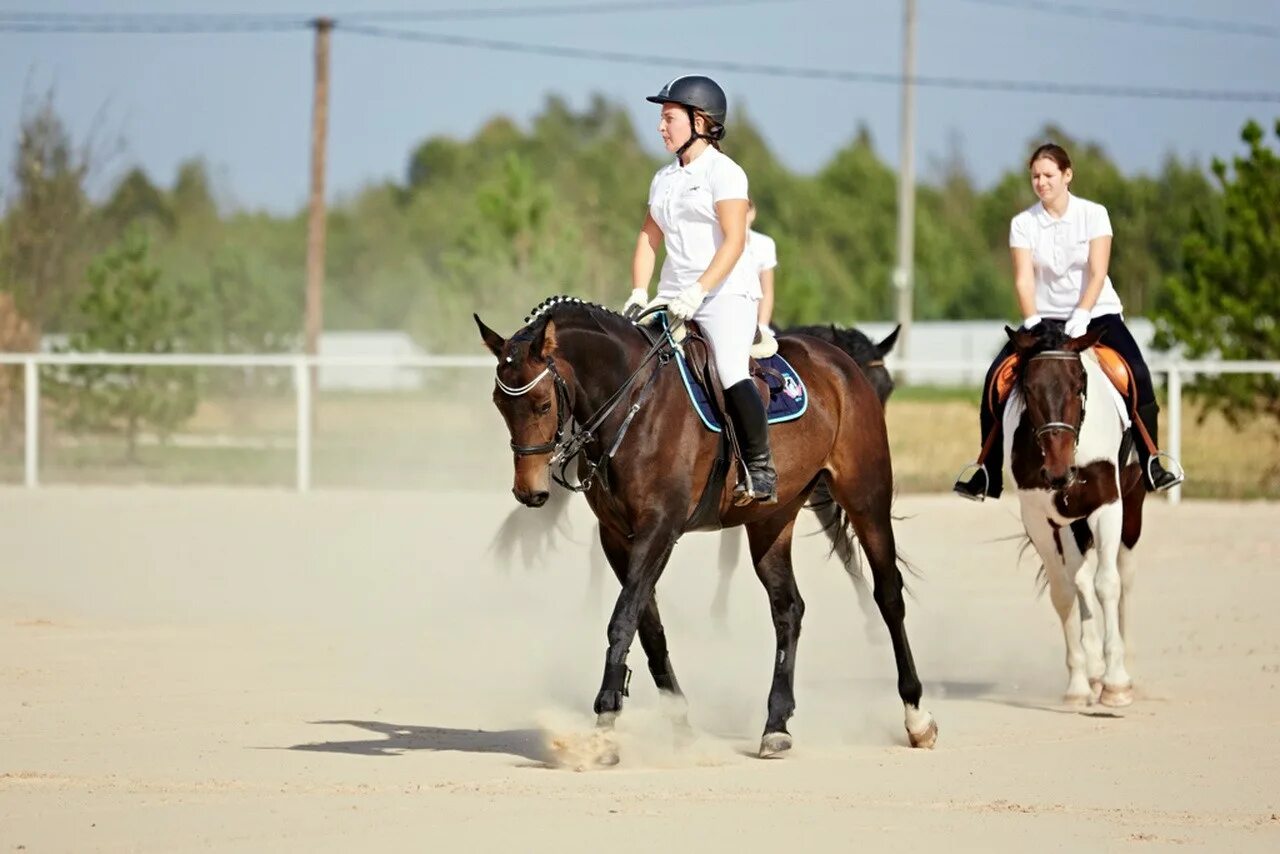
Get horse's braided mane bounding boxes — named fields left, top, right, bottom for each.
left=522, top=294, right=623, bottom=326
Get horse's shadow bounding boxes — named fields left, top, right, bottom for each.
left=287, top=720, right=552, bottom=764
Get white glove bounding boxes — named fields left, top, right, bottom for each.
left=621, top=288, right=649, bottom=317
left=1064, top=307, right=1091, bottom=339
left=1020, top=314, right=1043, bottom=331
left=758, top=322, right=775, bottom=336
left=666, top=283, right=707, bottom=321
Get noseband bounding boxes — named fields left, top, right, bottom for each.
left=495, top=358, right=572, bottom=457
left=1027, top=350, right=1087, bottom=442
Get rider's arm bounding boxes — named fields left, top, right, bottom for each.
left=631, top=212, right=663, bottom=292
left=758, top=266, right=775, bottom=327
left=696, top=198, right=748, bottom=292
left=1011, top=247, right=1037, bottom=320
left=1078, top=235, right=1113, bottom=313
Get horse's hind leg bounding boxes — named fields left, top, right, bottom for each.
left=833, top=476, right=937, bottom=748
left=745, top=509, right=806, bottom=758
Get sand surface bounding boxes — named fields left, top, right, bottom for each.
left=2, top=486, right=1278, bottom=851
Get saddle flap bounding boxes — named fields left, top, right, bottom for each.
left=991, top=344, right=1133, bottom=408
left=1093, top=344, right=1133, bottom=400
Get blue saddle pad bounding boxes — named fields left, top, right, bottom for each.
left=675, top=349, right=809, bottom=433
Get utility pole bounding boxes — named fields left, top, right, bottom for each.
left=305, top=17, right=333, bottom=396
left=894, top=0, right=917, bottom=380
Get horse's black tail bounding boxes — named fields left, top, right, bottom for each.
left=809, top=475, right=920, bottom=594
left=807, top=476, right=869, bottom=589
left=489, top=481, right=575, bottom=570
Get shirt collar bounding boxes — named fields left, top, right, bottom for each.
left=675, top=145, right=719, bottom=174
left=1034, top=192, right=1077, bottom=226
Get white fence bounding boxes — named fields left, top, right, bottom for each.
left=2, top=352, right=1278, bottom=505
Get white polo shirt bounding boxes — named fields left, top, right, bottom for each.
left=648, top=147, right=759, bottom=300
left=746, top=229, right=777, bottom=276
left=1009, top=193, right=1123, bottom=319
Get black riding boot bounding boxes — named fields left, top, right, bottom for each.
left=723, top=380, right=777, bottom=505
left=954, top=405, right=1005, bottom=501
left=1135, top=402, right=1183, bottom=492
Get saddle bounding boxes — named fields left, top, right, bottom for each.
left=642, top=314, right=806, bottom=532
left=983, top=343, right=1155, bottom=460
left=989, top=344, right=1133, bottom=413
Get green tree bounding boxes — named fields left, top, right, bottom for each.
left=0, top=89, right=94, bottom=338
left=54, top=230, right=199, bottom=460
left=1154, top=119, right=1280, bottom=426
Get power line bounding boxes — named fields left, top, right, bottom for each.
left=0, top=16, right=310, bottom=34
left=0, top=0, right=805, bottom=27
left=340, top=23, right=1280, bottom=103
left=959, top=0, right=1280, bottom=40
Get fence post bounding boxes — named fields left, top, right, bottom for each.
left=1167, top=364, right=1182, bottom=506
left=295, top=356, right=312, bottom=493
left=24, top=357, right=38, bottom=488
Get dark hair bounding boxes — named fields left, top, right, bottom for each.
left=691, top=108, right=723, bottom=151
left=1028, top=143, right=1072, bottom=172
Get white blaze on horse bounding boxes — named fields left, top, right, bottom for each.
left=1003, top=323, right=1146, bottom=707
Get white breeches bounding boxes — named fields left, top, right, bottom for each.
left=693, top=291, right=759, bottom=386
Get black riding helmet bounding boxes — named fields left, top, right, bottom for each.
left=647, top=75, right=727, bottom=160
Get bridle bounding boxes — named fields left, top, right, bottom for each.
left=492, top=314, right=677, bottom=492
left=1026, top=350, right=1088, bottom=445
left=496, top=358, right=572, bottom=457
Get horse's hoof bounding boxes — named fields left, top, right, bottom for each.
left=1099, top=683, right=1133, bottom=708
left=595, top=745, right=621, bottom=767
left=907, top=718, right=938, bottom=749
left=1063, top=692, right=1091, bottom=708
left=758, top=731, right=793, bottom=758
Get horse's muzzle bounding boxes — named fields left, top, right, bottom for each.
left=513, top=488, right=550, bottom=508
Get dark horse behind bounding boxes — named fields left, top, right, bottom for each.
left=475, top=297, right=933, bottom=763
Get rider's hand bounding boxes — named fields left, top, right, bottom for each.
left=622, top=288, right=649, bottom=319
left=1020, top=314, right=1043, bottom=331
left=667, top=283, right=707, bottom=321
left=1064, top=307, right=1091, bottom=339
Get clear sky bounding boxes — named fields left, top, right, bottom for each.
left=2, top=0, right=1278, bottom=213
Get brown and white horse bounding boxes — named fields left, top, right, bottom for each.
left=1005, top=322, right=1144, bottom=707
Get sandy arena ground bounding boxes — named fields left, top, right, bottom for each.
left=2, top=485, right=1278, bottom=852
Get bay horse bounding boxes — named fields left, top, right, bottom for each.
left=475, top=298, right=935, bottom=760
left=1004, top=321, right=1144, bottom=707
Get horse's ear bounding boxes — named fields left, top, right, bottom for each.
left=1006, top=325, right=1040, bottom=353
left=538, top=319, right=558, bottom=357
left=474, top=314, right=505, bottom=359
left=877, top=324, right=901, bottom=356
left=1065, top=327, right=1105, bottom=353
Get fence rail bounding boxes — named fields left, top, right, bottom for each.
left=4, top=352, right=1278, bottom=504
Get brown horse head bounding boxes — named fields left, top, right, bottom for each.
left=475, top=312, right=567, bottom=507
left=1006, top=322, right=1104, bottom=490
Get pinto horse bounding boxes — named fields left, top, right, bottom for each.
left=475, top=298, right=935, bottom=760
left=1005, top=321, right=1144, bottom=707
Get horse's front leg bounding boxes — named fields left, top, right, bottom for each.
left=597, top=523, right=691, bottom=735
left=593, top=518, right=680, bottom=730
left=1089, top=503, right=1133, bottom=707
